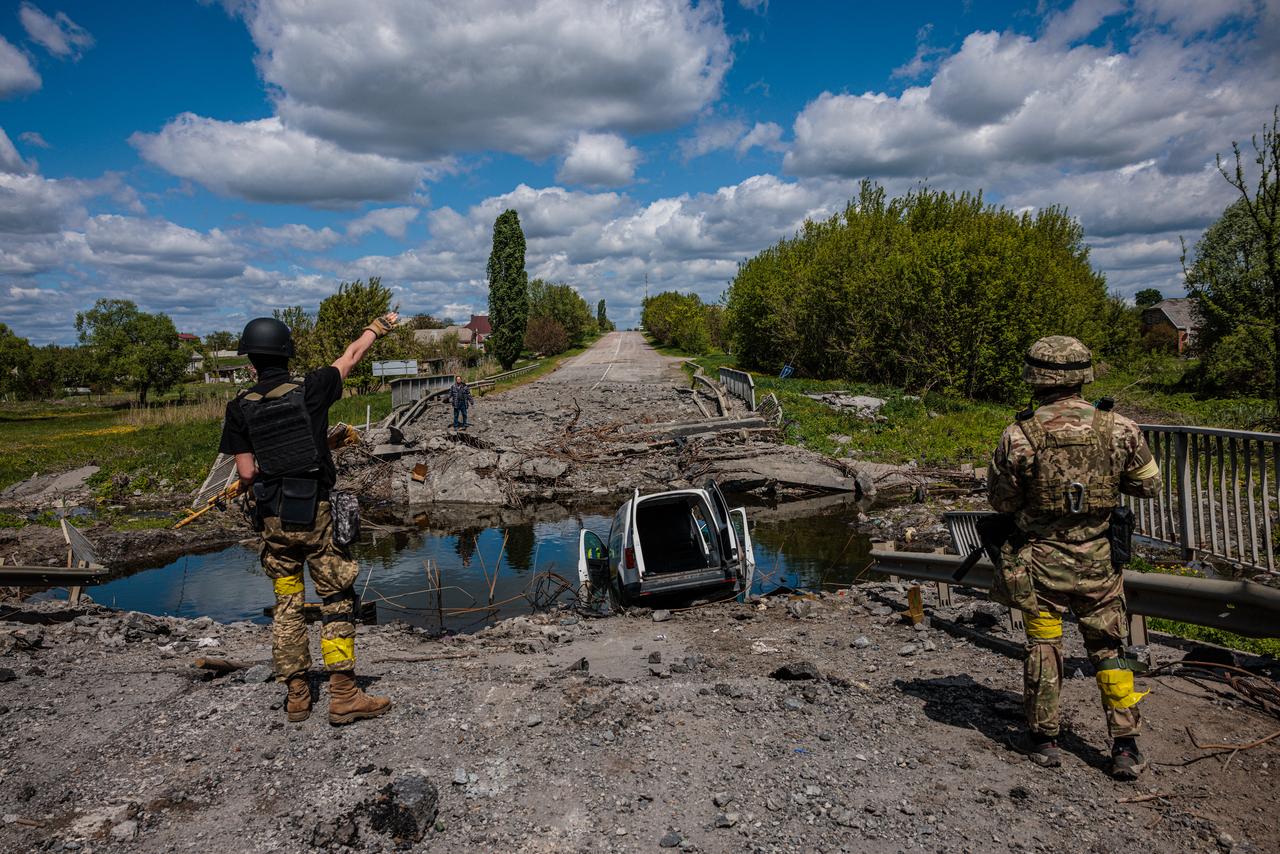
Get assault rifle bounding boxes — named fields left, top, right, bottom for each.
left=951, top=506, right=1136, bottom=581
left=174, top=423, right=360, bottom=529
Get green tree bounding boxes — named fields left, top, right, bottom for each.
left=642, top=291, right=711, bottom=354
left=487, top=209, right=528, bottom=369
left=204, top=330, right=236, bottom=352
left=524, top=315, right=570, bottom=355
left=1185, top=107, right=1280, bottom=404
left=1134, top=288, right=1163, bottom=308
left=310, top=278, right=412, bottom=395
left=0, top=323, right=33, bottom=398
left=528, top=279, right=593, bottom=345
left=74, top=299, right=189, bottom=404
left=273, top=305, right=319, bottom=370
left=725, top=180, right=1114, bottom=401
left=596, top=298, right=613, bottom=332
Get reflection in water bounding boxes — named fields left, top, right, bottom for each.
left=58, top=503, right=874, bottom=633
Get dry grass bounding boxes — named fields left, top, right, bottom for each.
left=121, top=395, right=233, bottom=427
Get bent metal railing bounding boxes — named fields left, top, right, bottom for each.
left=1128, top=425, right=1280, bottom=575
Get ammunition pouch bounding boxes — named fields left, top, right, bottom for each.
left=1107, top=505, right=1136, bottom=569
left=331, top=491, right=360, bottom=547
left=253, top=477, right=320, bottom=530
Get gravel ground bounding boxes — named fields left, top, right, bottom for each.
left=1, top=583, right=1276, bottom=853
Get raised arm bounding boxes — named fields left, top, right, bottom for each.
left=331, top=312, right=399, bottom=380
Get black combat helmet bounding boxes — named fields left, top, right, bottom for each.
left=237, top=317, right=294, bottom=357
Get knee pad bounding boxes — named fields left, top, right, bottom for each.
left=1096, top=668, right=1148, bottom=709
left=321, top=587, right=358, bottom=624
left=273, top=573, right=304, bottom=597
left=1025, top=610, right=1062, bottom=641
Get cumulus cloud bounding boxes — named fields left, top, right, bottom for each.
left=786, top=11, right=1277, bottom=180
left=19, top=3, right=94, bottom=59
left=737, top=121, right=784, bottom=155
left=81, top=215, right=245, bottom=279
left=346, top=206, right=420, bottom=239
left=0, top=128, right=34, bottom=174
left=131, top=114, right=428, bottom=205
left=237, top=0, right=731, bottom=160
left=0, top=36, right=40, bottom=98
left=679, top=119, right=747, bottom=161
left=557, top=133, right=641, bottom=187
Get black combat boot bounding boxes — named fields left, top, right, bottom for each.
left=1009, top=730, right=1064, bottom=767
left=1111, top=737, right=1147, bottom=781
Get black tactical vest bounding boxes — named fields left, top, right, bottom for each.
left=239, top=382, right=318, bottom=479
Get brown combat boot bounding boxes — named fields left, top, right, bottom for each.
left=286, top=674, right=312, bottom=723
left=327, top=672, right=391, bottom=726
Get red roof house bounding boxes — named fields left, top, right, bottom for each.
left=465, top=314, right=492, bottom=347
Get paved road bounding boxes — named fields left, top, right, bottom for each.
left=542, top=331, right=685, bottom=387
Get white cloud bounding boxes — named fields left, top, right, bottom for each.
left=246, top=223, right=343, bottom=252
left=557, top=133, right=641, bottom=187
left=346, top=206, right=420, bottom=240
left=19, top=3, right=94, bottom=59
left=0, top=127, right=34, bottom=174
left=18, top=130, right=49, bottom=149
left=81, top=215, right=245, bottom=279
left=737, top=121, right=784, bottom=155
left=131, top=114, right=428, bottom=205
left=679, top=119, right=746, bottom=161
left=237, top=0, right=731, bottom=160
left=0, top=35, right=40, bottom=98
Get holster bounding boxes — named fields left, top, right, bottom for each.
left=1107, top=505, right=1136, bottom=569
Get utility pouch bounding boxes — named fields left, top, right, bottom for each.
left=1107, top=505, right=1136, bottom=569
left=990, top=541, right=1039, bottom=612
left=279, top=477, right=319, bottom=529
left=251, top=480, right=281, bottom=531
left=331, top=491, right=360, bottom=547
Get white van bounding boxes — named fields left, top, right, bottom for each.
left=578, top=480, right=756, bottom=605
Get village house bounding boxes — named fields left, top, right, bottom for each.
left=464, top=314, right=492, bottom=348
left=1140, top=297, right=1199, bottom=354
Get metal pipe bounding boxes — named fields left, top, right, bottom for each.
left=869, top=549, right=1280, bottom=638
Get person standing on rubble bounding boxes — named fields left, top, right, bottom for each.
left=987, top=336, right=1161, bottom=779
left=219, top=312, right=398, bottom=726
left=449, top=374, right=473, bottom=430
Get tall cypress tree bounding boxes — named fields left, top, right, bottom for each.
left=596, top=298, right=610, bottom=331
left=486, top=209, right=528, bottom=369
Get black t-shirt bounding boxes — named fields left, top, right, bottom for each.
left=218, top=366, right=344, bottom=488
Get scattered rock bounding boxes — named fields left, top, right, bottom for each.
left=659, top=829, right=682, bottom=848
left=786, top=598, right=817, bottom=619
left=898, top=644, right=918, bottom=656
left=452, top=768, right=468, bottom=786
left=770, top=661, right=821, bottom=680
left=648, top=651, right=662, bottom=664
left=712, top=792, right=733, bottom=808
left=715, top=812, right=739, bottom=828
left=363, top=771, right=440, bottom=845
left=525, top=714, right=543, bottom=727
left=110, top=820, right=139, bottom=841
left=781, top=696, right=805, bottom=712
left=0, top=668, right=16, bottom=683
left=852, top=636, right=871, bottom=649
left=241, top=664, right=273, bottom=684
left=652, top=610, right=672, bottom=623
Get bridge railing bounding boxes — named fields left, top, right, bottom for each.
left=1129, top=424, right=1280, bottom=574
left=718, top=367, right=755, bottom=410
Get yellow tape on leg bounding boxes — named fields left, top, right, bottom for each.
left=1096, top=668, right=1148, bottom=709
left=321, top=637, right=355, bottom=667
left=1025, top=610, right=1063, bottom=640
left=273, top=573, right=304, bottom=596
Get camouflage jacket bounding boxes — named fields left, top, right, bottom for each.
left=988, top=392, right=1161, bottom=545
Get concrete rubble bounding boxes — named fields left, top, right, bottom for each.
left=0, top=586, right=1275, bottom=852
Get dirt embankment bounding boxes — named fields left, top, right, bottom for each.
left=1, top=584, right=1275, bottom=852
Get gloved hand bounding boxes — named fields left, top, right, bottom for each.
left=364, top=312, right=399, bottom=339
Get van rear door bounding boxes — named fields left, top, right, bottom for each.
left=628, top=488, right=646, bottom=578
left=728, top=508, right=756, bottom=595
left=577, top=529, right=609, bottom=595
left=703, top=480, right=738, bottom=564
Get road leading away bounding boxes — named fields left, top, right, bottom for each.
left=542, top=330, right=686, bottom=387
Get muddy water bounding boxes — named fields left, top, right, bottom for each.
left=60, top=502, right=873, bottom=632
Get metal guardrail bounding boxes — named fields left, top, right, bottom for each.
left=871, top=548, right=1280, bottom=639
left=718, top=367, right=756, bottom=410
left=390, top=373, right=456, bottom=408
left=1129, top=424, right=1280, bottom=574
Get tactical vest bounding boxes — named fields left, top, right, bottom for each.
left=239, top=382, right=318, bottom=479
left=1017, top=406, right=1120, bottom=516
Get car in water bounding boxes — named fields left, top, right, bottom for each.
left=577, top=480, right=756, bottom=607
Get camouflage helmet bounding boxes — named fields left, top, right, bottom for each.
left=1022, top=335, right=1094, bottom=387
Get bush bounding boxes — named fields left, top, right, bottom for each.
left=1202, top=323, right=1274, bottom=395
left=642, top=291, right=712, bottom=354
left=524, top=316, right=570, bottom=355
left=726, top=181, right=1115, bottom=402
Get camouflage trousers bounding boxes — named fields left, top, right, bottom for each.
left=1017, top=538, right=1142, bottom=740
left=259, top=501, right=359, bottom=681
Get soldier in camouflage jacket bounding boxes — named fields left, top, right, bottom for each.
left=987, top=336, right=1161, bottom=779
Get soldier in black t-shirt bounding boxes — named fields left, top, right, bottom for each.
left=219, top=312, right=397, bottom=726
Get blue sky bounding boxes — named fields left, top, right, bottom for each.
left=2, top=0, right=1278, bottom=343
